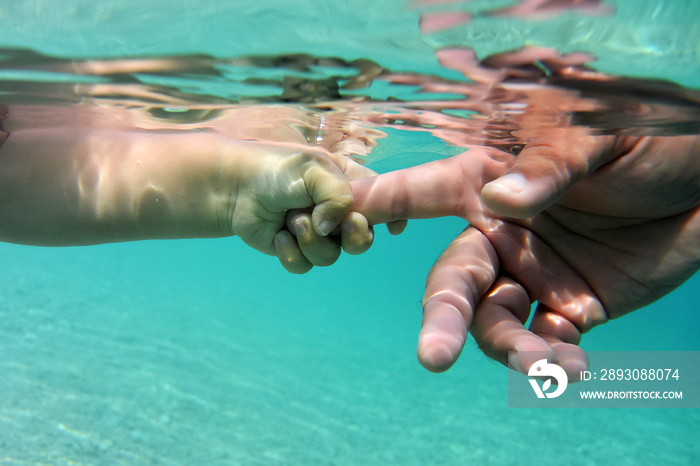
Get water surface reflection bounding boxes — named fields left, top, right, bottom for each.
left=1, top=43, right=698, bottom=166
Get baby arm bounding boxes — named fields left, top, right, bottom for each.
left=0, top=127, right=227, bottom=245
left=0, top=127, right=372, bottom=271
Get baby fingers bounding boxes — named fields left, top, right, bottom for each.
left=286, top=211, right=342, bottom=269
left=274, top=230, right=314, bottom=274
left=274, top=209, right=374, bottom=274
left=338, top=211, right=374, bottom=255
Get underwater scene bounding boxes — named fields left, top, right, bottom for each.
left=0, top=0, right=699, bottom=464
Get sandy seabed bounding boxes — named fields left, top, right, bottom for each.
left=0, top=224, right=698, bottom=466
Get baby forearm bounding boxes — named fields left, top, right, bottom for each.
left=0, top=128, right=233, bottom=245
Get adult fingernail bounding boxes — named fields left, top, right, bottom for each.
left=485, top=173, right=527, bottom=195
left=509, top=352, right=522, bottom=373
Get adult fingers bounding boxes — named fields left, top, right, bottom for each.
left=469, top=277, right=553, bottom=372
left=418, top=227, right=499, bottom=372
left=326, top=151, right=378, bottom=181
left=470, top=281, right=589, bottom=380
left=352, top=150, right=507, bottom=225
left=328, top=152, right=408, bottom=236
left=481, top=132, right=616, bottom=218
left=528, top=303, right=590, bottom=379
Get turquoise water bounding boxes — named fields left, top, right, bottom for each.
left=1, top=1, right=700, bottom=465
left=2, top=221, right=699, bottom=464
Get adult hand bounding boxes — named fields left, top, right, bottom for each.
left=351, top=134, right=700, bottom=379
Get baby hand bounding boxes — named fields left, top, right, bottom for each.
left=221, top=141, right=375, bottom=273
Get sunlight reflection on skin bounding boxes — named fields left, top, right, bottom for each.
left=349, top=39, right=700, bottom=378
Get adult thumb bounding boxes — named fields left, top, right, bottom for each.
left=481, top=133, right=617, bottom=218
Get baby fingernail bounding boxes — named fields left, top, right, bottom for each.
left=293, top=220, right=307, bottom=236
left=275, top=231, right=291, bottom=246
left=342, top=221, right=355, bottom=233
left=317, top=220, right=335, bottom=236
